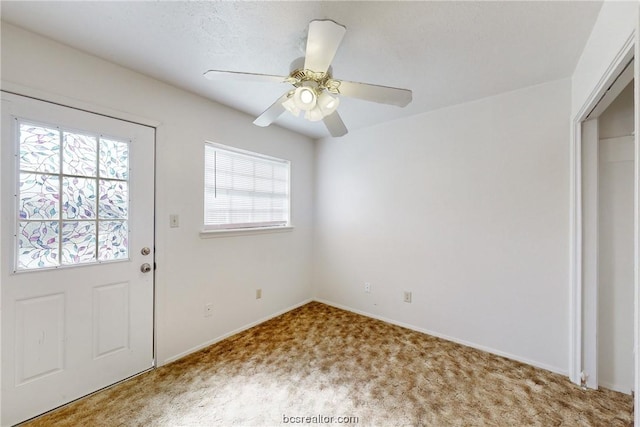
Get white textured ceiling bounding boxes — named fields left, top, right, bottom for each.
left=1, top=1, right=602, bottom=139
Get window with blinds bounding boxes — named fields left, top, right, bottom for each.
left=204, top=142, right=290, bottom=230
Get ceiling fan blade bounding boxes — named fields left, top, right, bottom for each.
left=204, top=70, right=287, bottom=84
left=253, top=92, right=290, bottom=127
left=304, top=19, right=346, bottom=74
left=323, top=111, right=348, bottom=137
left=337, top=80, right=412, bottom=107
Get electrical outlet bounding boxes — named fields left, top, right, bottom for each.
left=204, top=303, right=213, bottom=317
left=364, top=282, right=371, bottom=293
left=256, top=289, right=262, bottom=299
left=403, top=291, right=412, bottom=303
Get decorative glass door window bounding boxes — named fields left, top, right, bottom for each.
left=16, top=120, right=130, bottom=270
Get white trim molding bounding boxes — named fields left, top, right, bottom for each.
left=200, top=225, right=294, bottom=239
left=315, top=299, right=567, bottom=376
left=569, top=117, right=584, bottom=385
left=0, top=81, right=162, bottom=129
left=161, top=299, right=312, bottom=366
left=634, top=12, right=640, bottom=424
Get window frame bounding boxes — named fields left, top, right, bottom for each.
left=202, top=142, right=292, bottom=234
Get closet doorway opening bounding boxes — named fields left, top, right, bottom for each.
left=572, top=52, right=636, bottom=397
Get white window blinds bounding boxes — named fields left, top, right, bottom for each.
left=204, top=143, right=290, bottom=230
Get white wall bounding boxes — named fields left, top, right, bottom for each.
left=314, top=79, right=571, bottom=373
left=597, top=82, right=635, bottom=393
left=0, top=23, right=315, bottom=365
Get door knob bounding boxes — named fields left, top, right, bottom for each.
left=140, top=263, right=152, bottom=273
left=141, top=247, right=151, bottom=256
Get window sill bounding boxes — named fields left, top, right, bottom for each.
left=199, top=225, right=294, bottom=238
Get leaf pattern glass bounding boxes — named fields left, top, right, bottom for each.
left=98, top=221, right=128, bottom=261
left=100, top=139, right=129, bottom=180
left=17, top=122, right=132, bottom=270
left=18, top=221, right=60, bottom=269
left=63, top=177, right=97, bottom=219
left=99, top=180, right=128, bottom=219
left=62, top=221, right=96, bottom=265
left=63, top=132, right=97, bottom=177
left=19, top=173, right=60, bottom=220
left=19, top=122, right=60, bottom=173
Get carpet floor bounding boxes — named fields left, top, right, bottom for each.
left=24, top=302, right=633, bottom=426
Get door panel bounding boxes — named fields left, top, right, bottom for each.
left=1, top=93, right=155, bottom=425
left=15, top=293, right=65, bottom=385
left=93, top=282, right=130, bottom=358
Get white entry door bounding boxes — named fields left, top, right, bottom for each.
left=1, top=93, right=155, bottom=425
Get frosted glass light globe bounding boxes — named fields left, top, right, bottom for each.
left=293, top=87, right=317, bottom=111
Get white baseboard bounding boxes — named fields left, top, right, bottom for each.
left=160, top=297, right=569, bottom=378
left=314, top=298, right=568, bottom=377
left=161, top=299, right=313, bottom=366
left=598, top=380, right=634, bottom=395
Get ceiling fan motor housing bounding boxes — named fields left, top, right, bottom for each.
left=287, top=68, right=341, bottom=96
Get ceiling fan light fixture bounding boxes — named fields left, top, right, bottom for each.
left=282, top=94, right=301, bottom=117
left=208, top=19, right=412, bottom=136
left=317, top=91, right=340, bottom=116
left=304, top=107, right=325, bottom=122
left=293, top=86, right=317, bottom=111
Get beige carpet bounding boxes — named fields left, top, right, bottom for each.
left=25, top=302, right=633, bottom=426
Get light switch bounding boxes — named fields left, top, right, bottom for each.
left=169, top=214, right=179, bottom=228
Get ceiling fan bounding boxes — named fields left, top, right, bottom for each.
left=204, top=19, right=413, bottom=137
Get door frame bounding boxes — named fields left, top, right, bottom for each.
left=0, top=83, right=161, bottom=423
left=568, top=27, right=637, bottom=405
left=635, top=13, right=639, bottom=419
